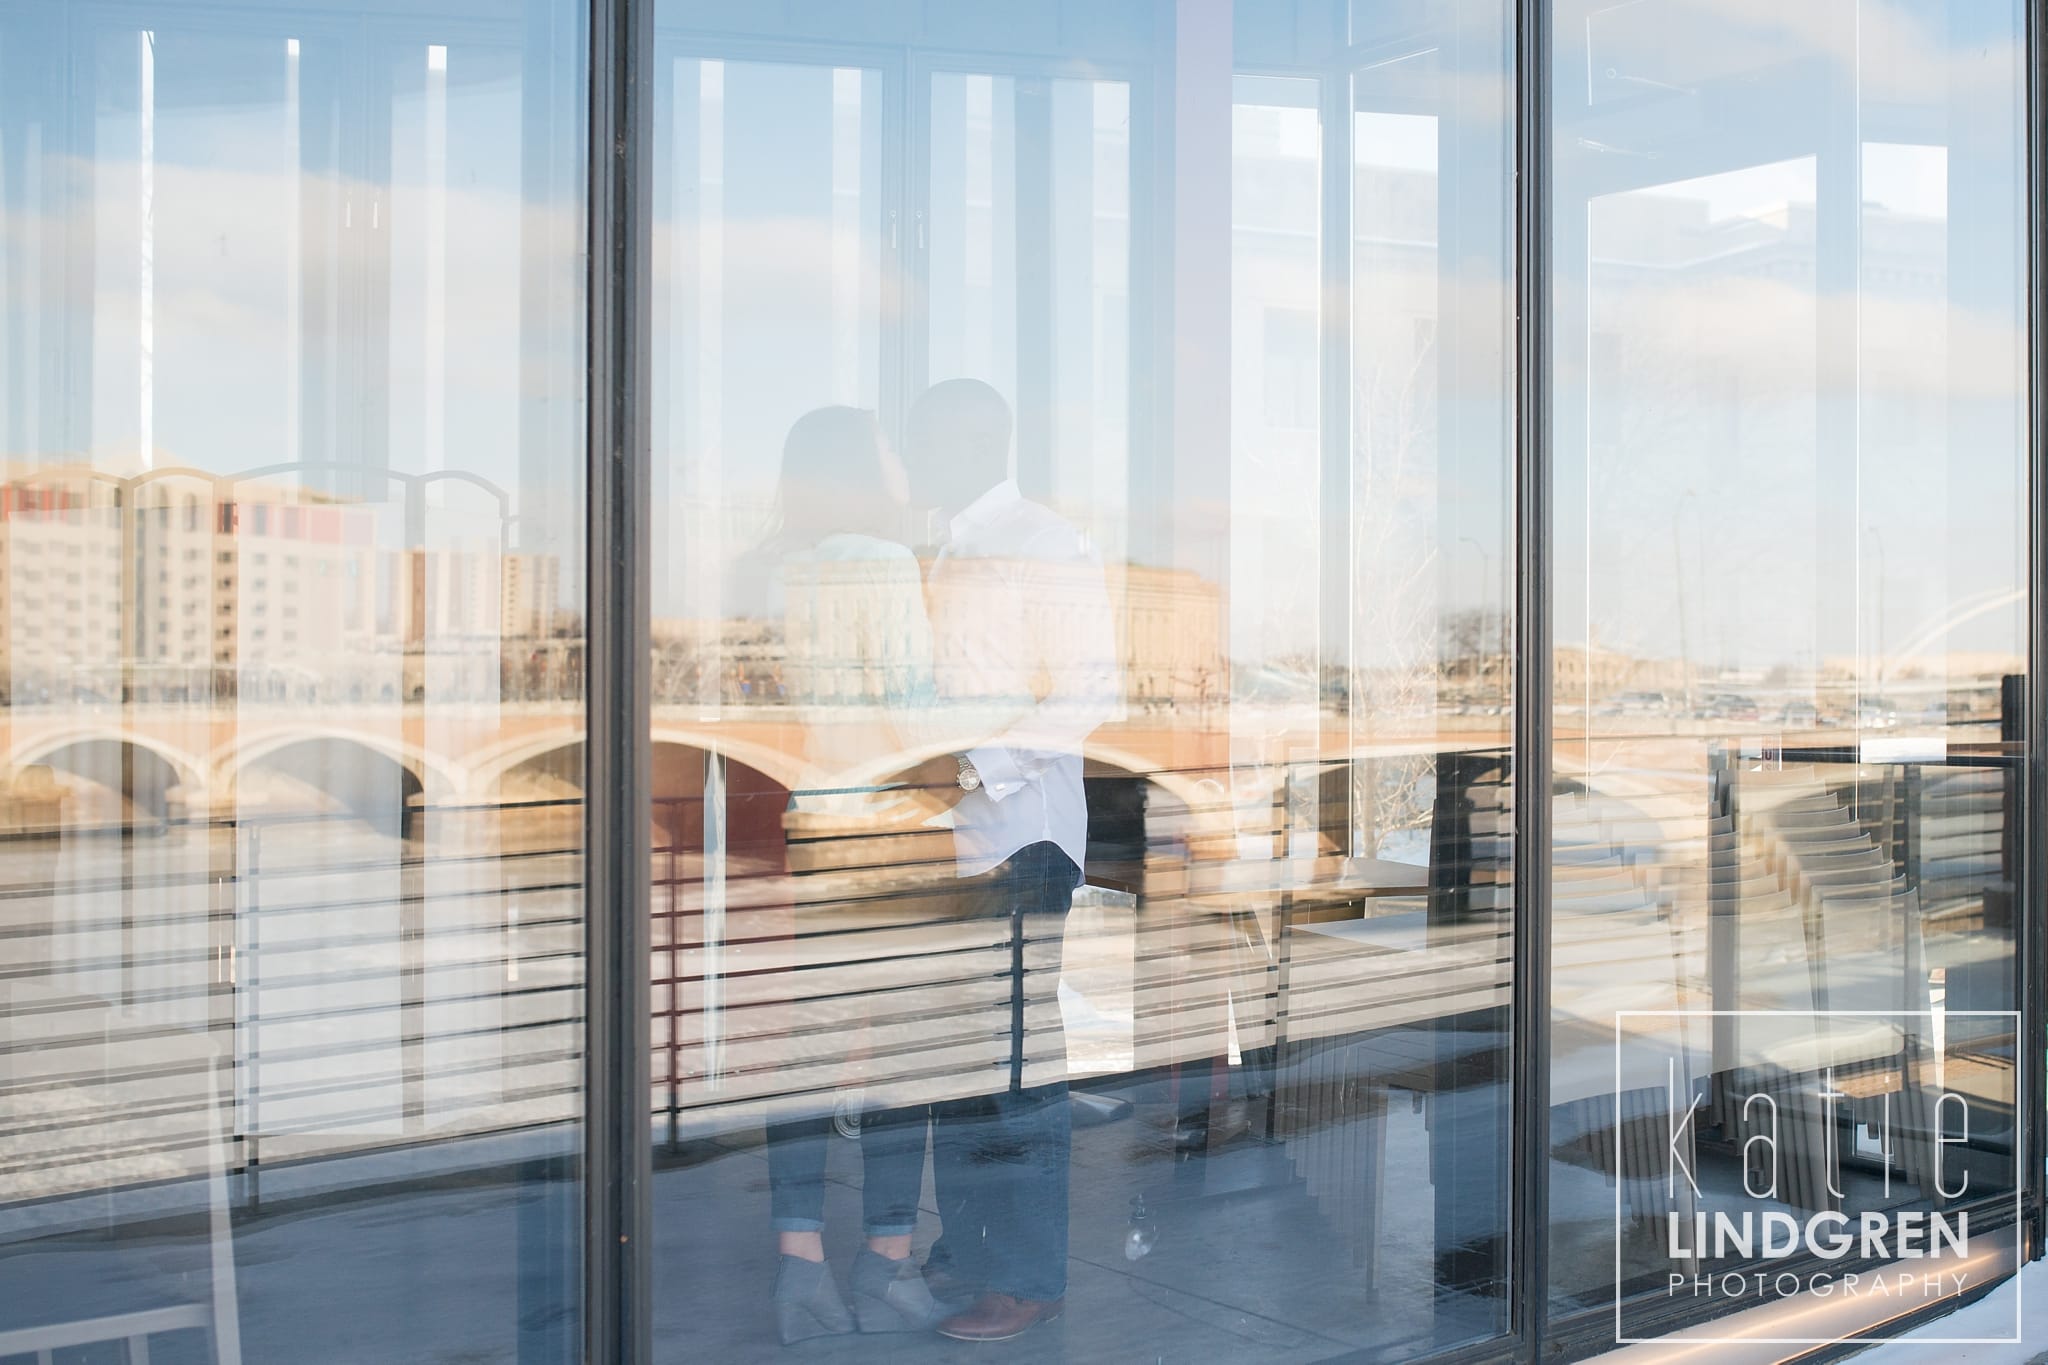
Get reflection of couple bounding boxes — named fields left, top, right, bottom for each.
left=758, top=381, right=1118, bottom=1345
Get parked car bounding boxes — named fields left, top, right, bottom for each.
left=1778, top=700, right=1821, bottom=728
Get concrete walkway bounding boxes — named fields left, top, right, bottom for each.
left=1855, top=1256, right=2044, bottom=1364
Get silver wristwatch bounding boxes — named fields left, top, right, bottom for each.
left=954, top=754, right=982, bottom=793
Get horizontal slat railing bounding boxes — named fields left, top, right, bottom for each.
left=3, top=755, right=1530, bottom=1219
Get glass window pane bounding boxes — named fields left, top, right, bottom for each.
left=1352, top=31, right=1516, bottom=1321
left=1548, top=0, right=2027, bottom=1337
left=927, top=72, right=1020, bottom=414
left=927, top=72, right=1132, bottom=563
left=0, top=6, right=588, bottom=1362
left=649, top=3, right=1514, bottom=1360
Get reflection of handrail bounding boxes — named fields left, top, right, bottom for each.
left=5, top=749, right=1483, bottom=1203
left=0, top=794, right=590, bottom=843
left=3, top=834, right=575, bottom=1208
left=2, top=793, right=700, bottom=1208
left=1742, top=743, right=2021, bottom=772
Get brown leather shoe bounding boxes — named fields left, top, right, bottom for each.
left=936, top=1291, right=1064, bottom=1342
left=919, top=1264, right=983, bottom=1317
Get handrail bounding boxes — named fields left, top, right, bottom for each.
left=1743, top=742, right=2021, bottom=770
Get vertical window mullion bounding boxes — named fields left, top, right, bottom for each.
left=2024, top=0, right=2048, bottom=1268
left=584, top=0, right=653, bottom=1362
left=1510, top=0, right=1551, bottom=1358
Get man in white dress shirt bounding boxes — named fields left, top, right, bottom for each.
left=897, top=379, right=1119, bottom=1342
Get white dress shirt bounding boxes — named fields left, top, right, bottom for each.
left=925, top=480, right=1120, bottom=878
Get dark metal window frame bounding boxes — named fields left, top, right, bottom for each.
left=585, top=1, right=653, bottom=1363
left=575, top=1, right=2047, bottom=1361
left=2025, top=0, right=2048, bottom=1279
left=1510, top=0, right=1550, bottom=1358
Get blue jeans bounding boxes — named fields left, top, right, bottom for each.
left=924, top=842, right=1077, bottom=1302
left=766, top=1104, right=927, bottom=1237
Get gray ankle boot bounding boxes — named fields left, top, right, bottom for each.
left=848, top=1249, right=945, bottom=1333
left=774, top=1254, right=855, bottom=1345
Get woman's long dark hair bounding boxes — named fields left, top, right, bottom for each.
left=773, top=406, right=900, bottom=548
left=728, top=406, right=901, bottom=620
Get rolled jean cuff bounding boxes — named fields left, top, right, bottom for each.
left=863, top=1220, right=917, bottom=1238
left=770, top=1217, right=825, bottom=1234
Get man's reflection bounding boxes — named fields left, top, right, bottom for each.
left=895, top=380, right=1120, bottom=1342
left=742, top=407, right=950, bottom=1344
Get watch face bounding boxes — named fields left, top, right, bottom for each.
left=956, top=758, right=981, bottom=791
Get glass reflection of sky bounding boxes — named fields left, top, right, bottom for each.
left=3, top=0, right=2025, bottom=682
left=1554, top=0, right=2027, bottom=679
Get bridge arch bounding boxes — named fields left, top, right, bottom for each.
left=473, top=724, right=1245, bottom=872
left=223, top=731, right=456, bottom=835
left=471, top=725, right=809, bottom=800
left=7, top=732, right=208, bottom=822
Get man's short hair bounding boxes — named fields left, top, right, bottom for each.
left=907, top=379, right=1013, bottom=491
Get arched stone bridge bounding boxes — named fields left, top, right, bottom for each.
left=2, top=704, right=1521, bottom=835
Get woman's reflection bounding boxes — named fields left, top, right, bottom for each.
left=736, top=407, right=949, bottom=1344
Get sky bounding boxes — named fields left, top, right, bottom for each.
left=0, top=0, right=2030, bottom=679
